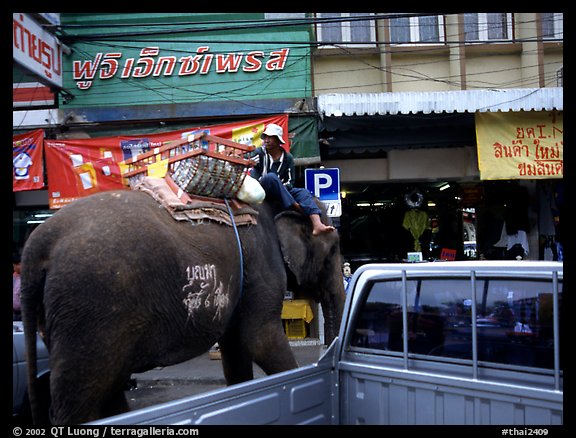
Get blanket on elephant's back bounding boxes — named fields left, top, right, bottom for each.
left=134, top=176, right=258, bottom=226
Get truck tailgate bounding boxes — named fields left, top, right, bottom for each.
left=89, top=344, right=338, bottom=425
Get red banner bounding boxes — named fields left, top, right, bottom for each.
left=44, top=115, right=288, bottom=208
left=13, top=129, right=45, bottom=191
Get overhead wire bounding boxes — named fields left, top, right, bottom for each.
left=21, top=13, right=563, bottom=108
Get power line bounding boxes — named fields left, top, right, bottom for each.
left=19, top=13, right=562, bottom=108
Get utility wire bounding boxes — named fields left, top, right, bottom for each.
left=22, top=13, right=563, bottom=106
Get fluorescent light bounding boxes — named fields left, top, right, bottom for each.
left=439, top=183, right=450, bottom=191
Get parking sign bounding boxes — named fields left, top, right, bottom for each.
left=305, top=168, right=341, bottom=217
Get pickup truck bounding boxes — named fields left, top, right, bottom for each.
left=92, top=260, right=563, bottom=426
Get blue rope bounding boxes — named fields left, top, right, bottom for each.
left=224, top=198, right=244, bottom=301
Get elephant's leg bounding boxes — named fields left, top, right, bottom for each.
left=101, top=389, right=130, bottom=419
left=50, top=371, right=130, bottom=424
left=219, top=328, right=255, bottom=385
left=219, top=319, right=298, bottom=384
left=250, top=319, right=299, bottom=375
left=48, top=340, right=131, bottom=424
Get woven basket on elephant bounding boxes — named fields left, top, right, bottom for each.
left=121, top=133, right=257, bottom=199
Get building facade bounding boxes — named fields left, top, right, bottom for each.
left=13, top=12, right=564, bottom=266
left=311, top=12, right=563, bottom=265
left=13, top=12, right=319, bottom=247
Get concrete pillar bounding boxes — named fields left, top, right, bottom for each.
left=377, top=17, right=393, bottom=92
left=446, top=13, right=466, bottom=90
left=518, top=12, right=545, bottom=88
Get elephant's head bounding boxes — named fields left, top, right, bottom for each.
left=275, top=204, right=346, bottom=345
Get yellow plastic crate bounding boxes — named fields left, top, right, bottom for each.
left=283, top=319, right=307, bottom=339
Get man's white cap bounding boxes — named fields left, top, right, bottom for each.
left=261, top=123, right=285, bottom=144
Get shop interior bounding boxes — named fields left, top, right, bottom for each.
left=334, top=180, right=563, bottom=270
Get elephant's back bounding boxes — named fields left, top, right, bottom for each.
left=54, top=189, right=160, bottom=222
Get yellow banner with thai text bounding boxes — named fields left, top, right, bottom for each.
left=475, top=111, right=563, bottom=180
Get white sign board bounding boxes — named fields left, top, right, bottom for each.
left=13, top=13, right=63, bottom=88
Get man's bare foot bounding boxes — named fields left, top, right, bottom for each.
left=312, top=223, right=336, bottom=236
left=310, top=214, right=335, bottom=235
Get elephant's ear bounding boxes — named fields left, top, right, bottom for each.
left=274, top=211, right=311, bottom=285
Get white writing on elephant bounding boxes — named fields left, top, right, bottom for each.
left=182, top=264, right=230, bottom=321
left=186, top=264, right=216, bottom=282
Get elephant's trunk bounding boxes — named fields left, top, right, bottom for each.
left=320, top=272, right=346, bottom=346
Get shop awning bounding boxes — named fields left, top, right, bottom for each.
left=317, top=88, right=562, bottom=156
left=320, top=113, right=477, bottom=156
left=317, top=87, right=563, bottom=116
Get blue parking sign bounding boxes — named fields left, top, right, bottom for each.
left=305, top=168, right=341, bottom=217
left=305, top=168, right=340, bottom=200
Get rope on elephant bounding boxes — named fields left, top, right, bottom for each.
left=224, top=197, right=244, bottom=300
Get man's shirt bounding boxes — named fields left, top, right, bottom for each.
left=250, top=147, right=295, bottom=190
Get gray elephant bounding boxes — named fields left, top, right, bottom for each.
left=20, top=188, right=346, bottom=425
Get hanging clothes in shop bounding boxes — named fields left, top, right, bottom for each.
left=495, top=183, right=530, bottom=259
left=494, top=222, right=529, bottom=259
left=538, top=181, right=560, bottom=261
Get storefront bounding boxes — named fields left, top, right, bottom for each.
left=13, top=13, right=320, bottom=251
left=317, top=89, right=564, bottom=266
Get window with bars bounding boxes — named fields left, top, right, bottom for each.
left=350, top=276, right=562, bottom=371
left=389, top=14, right=445, bottom=44
left=316, top=13, right=376, bottom=47
left=463, top=13, right=513, bottom=42
left=541, top=12, right=563, bottom=40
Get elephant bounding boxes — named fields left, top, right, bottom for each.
left=20, top=187, right=346, bottom=425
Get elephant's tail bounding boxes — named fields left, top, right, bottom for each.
left=20, top=242, right=48, bottom=425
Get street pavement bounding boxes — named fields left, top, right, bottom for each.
left=126, top=340, right=327, bottom=410
left=132, top=339, right=325, bottom=385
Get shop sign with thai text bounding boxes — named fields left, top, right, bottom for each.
left=72, top=46, right=291, bottom=90
left=61, top=27, right=311, bottom=108
left=13, top=13, right=63, bottom=88
left=475, top=111, right=563, bottom=180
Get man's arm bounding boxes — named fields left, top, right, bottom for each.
left=249, top=147, right=264, bottom=180
left=282, top=153, right=295, bottom=190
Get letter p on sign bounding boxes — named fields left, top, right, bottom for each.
left=313, top=173, right=332, bottom=198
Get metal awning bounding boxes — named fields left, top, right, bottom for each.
left=317, top=87, right=563, bottom=116
left=320, top=113, right=477, bottom=156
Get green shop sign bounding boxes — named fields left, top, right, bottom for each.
left=64, top=35, right=311, bottom=108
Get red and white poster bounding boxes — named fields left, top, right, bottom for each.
left=13, top=129, right=45, bottom=191
left=44, top=115, right=288, bottom=208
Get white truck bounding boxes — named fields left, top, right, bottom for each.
left=92, top=261, right=563, bottom=426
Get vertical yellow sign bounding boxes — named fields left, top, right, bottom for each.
left=475, top=111, right=563, bottom=180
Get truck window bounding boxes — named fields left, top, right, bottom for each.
left=350, top=276, right=562, bottom=371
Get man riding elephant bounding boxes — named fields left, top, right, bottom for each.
left=250, top=123, right=335, bottom=236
